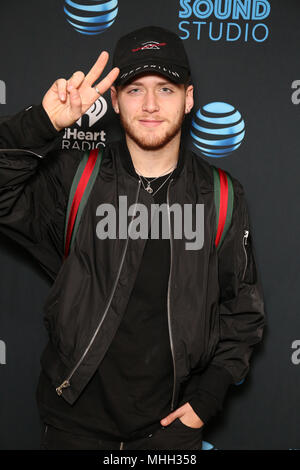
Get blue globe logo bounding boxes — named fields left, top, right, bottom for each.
left=64, top=0, right=118, bottom=35
left=191, top=102, right=245, bottom=158
left=202, top=441, right=216, bottom=450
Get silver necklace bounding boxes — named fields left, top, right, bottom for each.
left=134, top=164, right=177, bottom=194
left=138, top=169, right=175, bottom=197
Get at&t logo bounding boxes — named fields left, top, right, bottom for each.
left=190, top=101, right=245, bottom=158
left=202, top=441, right=217, bottom=450
left=64, top=0, right=118, bottom=36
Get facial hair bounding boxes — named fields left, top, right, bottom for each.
left=119, top=107, right=186, bottom=151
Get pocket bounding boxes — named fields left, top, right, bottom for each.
left=174, top=417, right=204, bottom=432
left=148, top=420, right=203, bottom=450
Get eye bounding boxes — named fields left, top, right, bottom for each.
left=128, top=88, right=141, bottom=94
left=161, top=87, right=173, bottom=93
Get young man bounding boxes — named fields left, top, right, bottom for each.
left=0, top=26, right=265, bottom=450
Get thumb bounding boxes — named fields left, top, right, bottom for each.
left=160, top=411, right=180, bottom=426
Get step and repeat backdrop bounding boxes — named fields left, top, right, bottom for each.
left=0, top=0, right=299, bottom=450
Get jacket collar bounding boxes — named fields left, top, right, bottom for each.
left=117, top=133, right=187, bottom=181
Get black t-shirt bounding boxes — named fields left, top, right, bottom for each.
left=37, top=171, right=175, bottom=441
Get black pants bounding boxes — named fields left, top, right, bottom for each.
left=41, top=420, right=204, bottom=450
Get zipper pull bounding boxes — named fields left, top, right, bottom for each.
left=241, top=230, right=249, bottom=281
left=56, top=380, right=70, bottom=396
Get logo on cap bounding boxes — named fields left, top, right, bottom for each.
left=132, top=41, right=167, bottom=52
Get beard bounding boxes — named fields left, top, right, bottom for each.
left=119, top=108, right=186, bottom=151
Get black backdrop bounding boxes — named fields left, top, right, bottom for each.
left=0, top=0, right=300, bottom=450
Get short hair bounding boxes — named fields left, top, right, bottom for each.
left=184, top=74, right=192, bottom=89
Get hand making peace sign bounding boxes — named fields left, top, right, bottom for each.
left=42, top=51, right=119, bottom=132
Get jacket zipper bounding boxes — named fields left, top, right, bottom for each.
left=242, top=229, right=249, bottom=280
left=166, top=178, right=176, bottom=412
left=56, top=179, right=142, bottom=396
left=0, top=148, right=44, bottom=159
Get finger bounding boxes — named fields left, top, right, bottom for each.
left=55, top=78, right=67, bottom=102
left=67, top=71, right=85, bottom=91
left=68, top=87, right=82, bottom=119
left=85, top=51, right=110, bottom=86
left=93, top=67, right=120, bottom=96
left=160, top=412, right=179, bottom=426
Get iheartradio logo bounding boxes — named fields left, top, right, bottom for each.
left=76, top=96, right=108, bottom=128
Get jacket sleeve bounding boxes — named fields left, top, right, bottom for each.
left=179, top=176, right=266, bottom=424
left=0, top=104, right=80, bottom=281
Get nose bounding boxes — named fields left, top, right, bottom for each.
left=142, top=90, right=159, bottom=113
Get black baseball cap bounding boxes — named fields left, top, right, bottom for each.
left=112, top=26, right=191, bottom=86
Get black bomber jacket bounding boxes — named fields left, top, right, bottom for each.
left=0, top=104, right=266, bottom=425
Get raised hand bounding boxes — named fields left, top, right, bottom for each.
left=42, top=51, right=119, bottom=131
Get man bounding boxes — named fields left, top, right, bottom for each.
left=0, top=26, right=265, bottom=450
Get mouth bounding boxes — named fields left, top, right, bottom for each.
left=139, top=119, right=164, bottom=128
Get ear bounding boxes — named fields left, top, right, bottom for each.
left=110, top=86, right=120, bottom=114
left=185, top=85, right=194, bottom=114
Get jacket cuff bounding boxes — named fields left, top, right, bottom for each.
left=178, top=363, right=233, bottom=424
left=25, top=103, right=62, bottom=141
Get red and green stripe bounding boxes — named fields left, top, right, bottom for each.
left=213, top=166, right=234, bottom=251
left=64, top=148, right=103, bottom=259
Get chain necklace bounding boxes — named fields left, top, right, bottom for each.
left=138, top=169, right=175, bottom=197
left=134, top=164, right=177, bottom=195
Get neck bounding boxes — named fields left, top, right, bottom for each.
left=125, top=133, right=181, bottom=177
